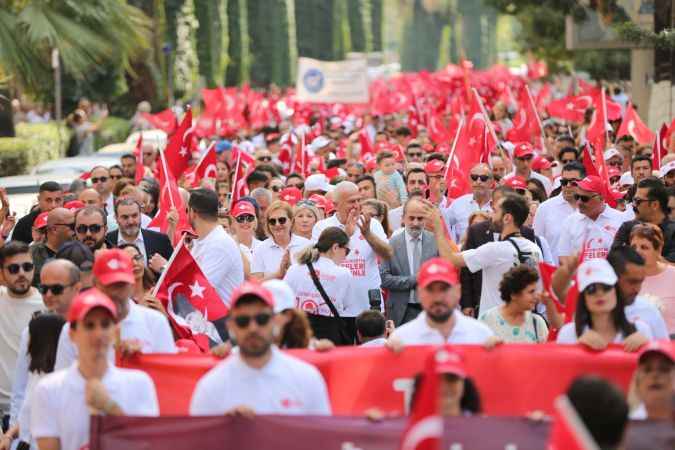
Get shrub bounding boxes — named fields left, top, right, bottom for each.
left=0, top=123, right=70, bottom=176
left=95, top=116, right=132, bottom=149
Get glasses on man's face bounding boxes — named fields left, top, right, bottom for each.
left=236, top=214, right=256, bottom=224
left=470, top=174, right=491, bottom=182
left=574, top=194, right=598, bottom=203
left=632, top=197, right=650, bottom=208
left=268, top=217, right=288, bottom=226
left=517, top=155, right=534, bottom=161
left=232, top=312, right=272, bottom=328
left=6, top=262, right=34, bottom=275
left=559, top=178, right=579, bottom=187
left=407, top=152, right=423, bottom=159
left=257, top=156, right=272, bottom=163
left=91, top=177, right=108, bottom=184
left=76, top=224, right=103, bottom=235
left=608, top=161, right=623, bottom=167
left=561, top=159, right=576, bottom=165
left=38, top=282, right=75, bottom=296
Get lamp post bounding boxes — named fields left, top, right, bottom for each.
left=51, top=48, right=61, bottom=122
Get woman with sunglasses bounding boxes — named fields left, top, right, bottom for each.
left=118, top=243, right=165, bottom=317
left=292, top=201, right=320, bottom=240
left=556, top=259, right=652, bottom=351
left=629, top=224, right=675, bottom=335
left=251, top=200, right=311, bottom=281
left=284, top=227, right=356, bottom=345
left=230, top=201, right=261, bottom=264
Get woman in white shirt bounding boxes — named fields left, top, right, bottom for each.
left=628, top=342, right=674, bottom=420
left=229, top=200, right=260, bottom=263
left=480, top=265, right=548, bottom=343
left=292, top=201, right=320, bottom=240
left=283, top=227, right=355, bottom=345
left=557, top=259, right=652, bottom=351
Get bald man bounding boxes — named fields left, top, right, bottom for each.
left=78, top=188, right=102, bottom=208
left=29, top=208, right=74, bottom=285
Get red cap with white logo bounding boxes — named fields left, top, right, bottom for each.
left=418, top=257, right=459, bottom=288
left=513, top=142, right=535, bottom=159
left=93, top=249, right=135, bottom=286
left=279, top=187, right=303, bottom=206
left=425, top=159, right=445, bottom=174
left=576, top=175, right=605, bottom=195
left=231, top=281, right=275, bottom=309
left=231, top=201, right=256, bottom=218
left=33, top=212, right=49, bottom=230
left=504, top=176, right=528, bottom=190
left=67, top=288, right=118, bottom=323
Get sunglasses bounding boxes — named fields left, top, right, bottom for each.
left=257, top=156, right=272, bottom=162
left=341, top=244, right=351, bottom=256
left=407, top=152, right=423, bottom=158
left=517, top=155, right=534, bottom=161
left=608, top=161, right=623, bottom=167
left=288, top=183, right=304, bottom=190
left=236, top=214, right=256, bottom=223
left=559, top=178, right=579, bottom=187
left=574, top=194, right=599, bottom=203
left=232, top=312, right=272, bottom=328
left=560, top=159, right=576, bottom=165
left=585, top=283, right=613, bottom=295
left=470, top=174, right=491, bottom=182
left=38, top=282, right=75, bottom=295
left=6, top=262, right=35, bottom=274
left=271, top=185, right=282, bottom=192
left=268, top=217, right=288, bottom=226
left=91, top=177, right=108, bottom=184
left=76, top=224, right=103, bottom=234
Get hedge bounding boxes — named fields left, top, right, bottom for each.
left=0, top=123, right=70, bottom=176
left=94, top=116, right=132, bottom=149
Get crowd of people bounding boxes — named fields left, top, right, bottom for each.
left=0, top=81, right=674, bottom=449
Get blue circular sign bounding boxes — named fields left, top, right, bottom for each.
left=303, top=68, right=324, bottom=93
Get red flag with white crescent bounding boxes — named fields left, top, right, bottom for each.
left=616, top=103, right=655, bottom=145
left=163, top=107, right=194, bottom=179
left=141, top=109, right=177, bottom=134
left=133, top=133, right=145, bottom=184
left=147, top=150, right=191, bottom=245
left=189, top=143, right=218, bottom=188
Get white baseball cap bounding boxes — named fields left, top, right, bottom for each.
left=603, top=148, right=622, bottom=161
left=305, top=173, right=332, bottom=193
left=659, top=160, right=675, bottom=178
left=309, top=136, right=331, bottom=152
left=577, top=259, right=618, bottom=292
left=619, top=172, right=634, bottom=187
left=261, top=279, right=296, bottom=313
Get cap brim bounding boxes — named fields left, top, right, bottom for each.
left=436, top=365, right=467, bottom=378
left=74, top=304, right=117, bottom=323
left=419, top=274, right=456, bottom=289
left=96, top=272, right=135, bottom=286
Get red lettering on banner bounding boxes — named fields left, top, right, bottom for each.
left=342, top=258, right=366, bottom=277
left=120, top=343, right=673, bottom=417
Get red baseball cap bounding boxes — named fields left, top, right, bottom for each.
left=231, top=281, right=275, bottom=309
left=576, top=175, right=605, bottom=195
left=435, top=349, right=467, bottom=378
left=33, top=211, right=49, bottom=230
left=67, top=288, right=117, bottom=323
left=231, top=201, right=256, bottom=218
left=418, top=257, right=459, bottom=288
left=279, top=187, right=303, bottom=206
left=638, top=341, right=674, bottom=364
left=309, top=194, right=335, bottom=215
left=513, top=142, right=535, bottom=159
left=532, top=156, right=551, bottom=171
left=425, top=159, right=445, bottom=174
left=504, top=176, right=528, bottom=190
left=93, top=249, right=135, bottom=286
left=64, top=200, right=85, bottom=211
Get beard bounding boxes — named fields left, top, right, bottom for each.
left=239, top=332, right=272, bottom=358
left=427, top=302, right=452, bottom=323
left=489, top=217, right=503, bottom=233
left=406, top=226, right=422, bottom=239
left=8, top=277, right=31, bottom=296
left=120, top=224, right=140, bottom=238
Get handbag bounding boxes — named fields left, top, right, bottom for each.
left=306, top=261, right=354, bottom=345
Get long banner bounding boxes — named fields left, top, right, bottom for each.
left=90, top=415, right=673, bottom=450
left=118, top=343, right=675, bottom=416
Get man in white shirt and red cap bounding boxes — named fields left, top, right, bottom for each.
left=31, top=288, right=159, bottom=450
left=557, top=175, right=626, bottom=264
left=503, top=142, right=553, bottom=194
left=190, top=281, right=331, bottom=416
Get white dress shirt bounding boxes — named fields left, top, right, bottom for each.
left=251, top=234, right=311, bottom=277
left=533, top=194, right=576, bottom=262
left=390, top=310, right=494, bottom=345
left=445, top=194, right=492, bottom=242
left=191, top=225, right=244, bottom=306
left=556, top=205, right=627, bottom=260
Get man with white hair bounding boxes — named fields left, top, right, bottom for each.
left=444, top=163, right=493, bottom=242
left=312, top=181, right=392, bottom=316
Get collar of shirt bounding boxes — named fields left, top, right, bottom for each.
left=407, top=310, right=471, bottom=342
left=64, top=362, right=121, bottom=395
left=231, top=345, right=283, bottom=375
left=268, top=234, right=304, bottom=250
left=118, top=230, right=144, bottom=246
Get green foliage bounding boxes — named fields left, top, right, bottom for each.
left=371, top=0, right=383, bottom=51
left=94, top=117, right=132, bottom=150
left=194, top=0, right=227, bottom=88
left=615, top=22, right=675, bottom=50
left=0, top=122, right=71, bottom=176
left=348, top=0, right=373, bottom=53
left=400, top=0, right=446, bottom=71
left=225, top=0, right=251, bottom=85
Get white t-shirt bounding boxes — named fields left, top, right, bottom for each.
left=555, top=319, right=653, bottom=344
left=17, top=371, right=44, bottom=448
left=462, top=237, right=543, bottom=313
left=388, top=206, right=403, bottom=232
left=533, top=195, right=576, bottom=262
left=0, top=287, right=43, bottom=412
left=9, top=328, right=30, bottom=426
left=556, top=206, right=626, bottom=260
left=54, top=300, right=177, bottom=370
left=312, top=215, right=388, bottom=314
left=390, top=310, right=494, bottom=345
left=31, top=363, right=159, bottom=450
left=624, top=296, right=670, bottom=340
left=283, top=256, right=357, bottom=316
left=191, top=225, right=244, bottom=306
left=190, top=346, right=331, bottom=416
left=445, top=194, right=492, bottom=242
left=238, top=238, right=261, bottom=263
left=251, top=234, right=311, bottom=277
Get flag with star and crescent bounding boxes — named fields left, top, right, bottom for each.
left=153, top=238, right=229, bottom=351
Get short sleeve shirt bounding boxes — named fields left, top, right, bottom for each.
left=251, top=234, right=312, bottom=276
left=556, top=206, right=626, bottom=260
left=479, top=306, right=549, bottom=343
left=390, top=310, right=494, bottom=345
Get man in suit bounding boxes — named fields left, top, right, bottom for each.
left=380, top=197, right=441, bottom=326
left=105, top=198, right=173, bottom=268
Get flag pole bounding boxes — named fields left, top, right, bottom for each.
left=601, top=89, right=609, bottom=150
left=444, top=117, right=465, bottom=181
left=525, top=85, right=545, bottom=139
left=151, top=236, right=185, bottom=297
left=159, top=148, right=177, bottom=209
left=472, top=88, right=500, bottom=148
left=228, top=150, right=242, bottom=209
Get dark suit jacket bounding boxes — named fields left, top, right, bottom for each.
left=380, top=230, right=439, bottom=326
left=12, top=208, right=41, bottom=244
left=611, top=219, right=675, bottom=263
left=459, top=221, right=538, bottom=313
left=105, top=228, right=174, bottom=262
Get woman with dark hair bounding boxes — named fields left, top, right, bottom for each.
left=479, top=266, right=548, bottom=343
left=556, top=259, right=652, bottom=351
left=283, top=227, right=356, bottom=345
left=526, top=178, right=548, bottom=203
left=118, top=243, right=165, bottom=317
left=362, top=199, right=392, bottom=238
left=139, top=178, right=160, bottom=217
left=1, top=314, right=65, bottom=450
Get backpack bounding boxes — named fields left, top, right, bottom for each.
left=505, top=237, right=538, bottom=269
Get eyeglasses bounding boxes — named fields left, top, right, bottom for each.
left=38, top=282, right=75, bottom=295
left=517, top=155, right=533, bottom=161
left=340, top=244, right=351, bottom=256
left=585, top=283, right=613, bottom=295
left=130, top=254, right=144, bottom=262
left=91, top=177, right=108, bottom=184
left=236, top=214, right=256, bottom=223
left=560, top=178, right=579, bottom=187
left=268, top=217, right=288, bottom=226
left=256, top=156, right=272, bottom=162
left=6, top=262, right=35, bottom=274
left=271, top=185, right=282, bottom=192
left=632, top=197, right=651, bottom=207
left=296, top=200, right=316, bottom=208
left=232, top=312, right=272, bottom=328
left=470, top=174, right=491, bottom=182
left=574, top=194, right=599, bottom=203
left=76, top=224, right=103, bottom=234
left=407, top=152, right=423, bottom=158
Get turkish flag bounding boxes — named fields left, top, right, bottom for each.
left=578, top=78, right=601, bottom=96
left=586, top=91, right=609, bottom=155
left=653, top=123, right=669, bottom=170
left=147, top=151, right=191, bottom=245
left=538, top=262, right=563, bottom=313
left=398, top=349, right=442, bottom=450
left=229, top=145, right=256, bottom=205
left=507, top=85, right=542, bottom=143
left=616, top=103, right=655, bottom=145
left=547, top=395, right=600, bottom=450
left=581, top=144, right=599, bottom=178
left=189, top=143, right=218, bottom=188
left=133, top=133, right=145, bottom=184
left=535, top=83, right=552, bottom=115
left=547, top=95, right=595, bottom=123
left=153, top=239, right=229, bottom=351
left=141, top=109, right=177, bottom=134
left=359, top=128, right=374, bottom=159
left=164, top=107, right=194, bottom=179
left=428, top=112, right=451, bottom=144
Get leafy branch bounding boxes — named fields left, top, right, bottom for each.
left=614, top=22, right=675, bottom=49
